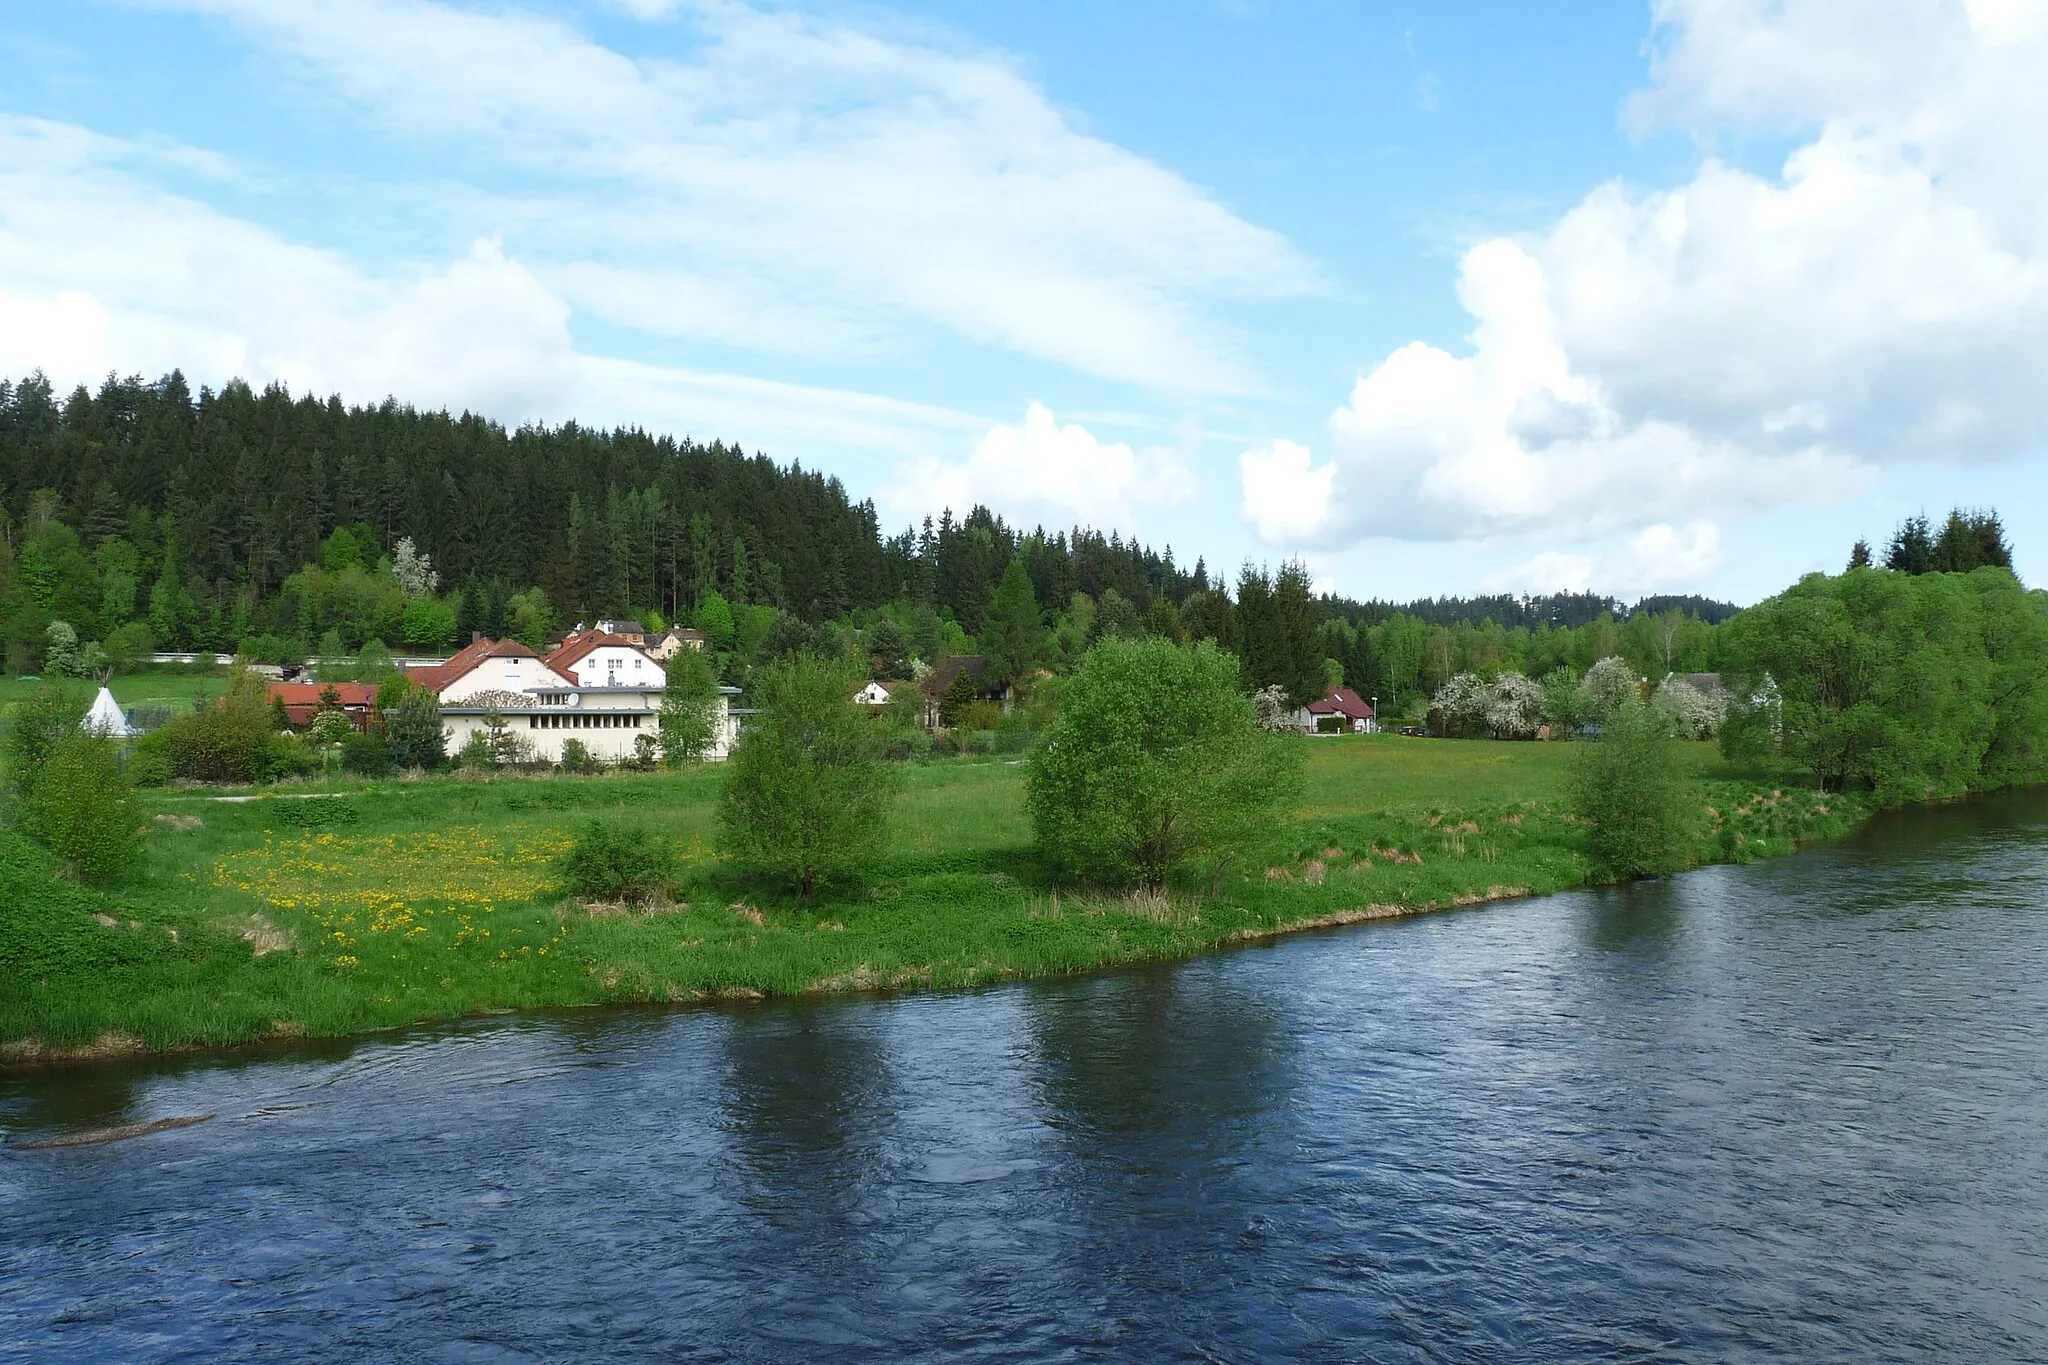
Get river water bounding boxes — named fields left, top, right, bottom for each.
left=4, top=795, right=2047, bottom=1362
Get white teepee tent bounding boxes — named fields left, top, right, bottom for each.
left=82, top=684, right=137, bottom=738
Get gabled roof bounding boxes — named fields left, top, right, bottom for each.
left=1306, top=686, right=1374, bottom=719
left=266, top=682, right=382, bottom=708
left=407, top=637, right=543, bottom=694
left=545, top=631, right=655, bottom=677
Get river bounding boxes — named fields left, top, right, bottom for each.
left=4, top=794, right=2047, bottom=1361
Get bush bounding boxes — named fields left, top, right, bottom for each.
left=559, top=737, right=601, bottom=774
left=556, top=818, right=677, bottom=904
left=22, top=731, right=144, bottom=884
left=1578, top=656, right=1642, bottom=723
left=1429, top=673, right=1490, bottom=738
left=155, top=672, right=277, bottom=783
left=1028, top=637, right=1301, bottom=889
left=340, top=729, right=390, bottom=776
left=4, top=683, right=89, bottom=797
left=1568, top=698, right=1694, bottom=878
left=1652, top=674, right=1726, bottom=739
left=718, top=652, right=899, bottom=900
left=306, top=709, right=355, bottom=745
left=1484, top=672, right=1548, bottom=740
left=102, top=621, right=156, bottom=672
left=958, top=699, right=1004, bottom=732
left=383, top=684, right=446, bottom=770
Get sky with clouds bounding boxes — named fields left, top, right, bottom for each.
left=2, top=0, right=2044, bottom=604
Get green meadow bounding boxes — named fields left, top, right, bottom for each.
left=0, top=736, right=1865, bottom=1063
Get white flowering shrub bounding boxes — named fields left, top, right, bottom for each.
left=1652, top=674, right=1727, bottom=738
left=1578, top=656, right=1641, bottom=722
left=1252, top=684, right=1293, bottom=734
left=1429, top=672, right=1491, bottom=738
left=1486, top=672, right=1549, bottom=740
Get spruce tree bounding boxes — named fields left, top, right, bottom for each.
left=983, top=557, right=1047, bottom=687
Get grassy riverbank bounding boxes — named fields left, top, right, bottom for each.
left=0, top=736, right=1867, bottom=1064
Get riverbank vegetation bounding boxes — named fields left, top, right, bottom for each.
left=0, top=734, right=1863, bottom=1063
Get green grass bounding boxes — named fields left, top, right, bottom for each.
left=0, top=669, right=225, bottom=716
left=0, top=737, right=1867, bottom=1062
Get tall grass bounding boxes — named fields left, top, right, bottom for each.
left=2, top=738, right=1866, bottom=1058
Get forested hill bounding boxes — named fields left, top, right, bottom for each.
left=0, top=370, right=1208, bottom=650
left=1326, top=592, right=1739, bottom=631
left=0, top=368, right=1726, bottom=659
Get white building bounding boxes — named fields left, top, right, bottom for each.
left=408, top=633, right=739, bottom=764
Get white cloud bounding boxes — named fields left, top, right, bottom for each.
left=128, top=0, right=1314, bottom=391
left=891, top=403, right=1196, bottom=535
left=0, top=115, right=985, bottom=467
left=1239, top=439, right=1336, bottom=544
left=1242, top=0, right=2048, bottom=581
left=1483, top=521, right=1723, bottom=596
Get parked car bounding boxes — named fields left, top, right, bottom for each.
left=1398, top=725, right=1431, bottom=737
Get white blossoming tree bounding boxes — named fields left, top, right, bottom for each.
left=1486, top=672, right=1549, bottom=740
left=1429, top=672, right=1491, bottom=738
left=1577, top=656, right=1641, bottom=723
left=391, top=536, right=441, bottom=596
left=1652, top=674, right=1727, bottom=739
left=1252, top=683, right=1294, bottom=734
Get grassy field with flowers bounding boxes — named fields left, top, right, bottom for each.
left=0, top=736, right=1867, bottom=1063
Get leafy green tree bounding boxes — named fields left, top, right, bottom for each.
left=696, top=589, right=736, bottom=651
left=506, top=587, right=557, bottom=651
left=1568, top=698, right=1694, bottom=879
left=401, top=595, right=457, bottom=650
left=659, top=645, right=722, bottom=763
left=1722, top=566, right=2048, bottom=799
left=4, top=683, right=88, bottom=798
left=43, top=621, right=83, bottom=676
left=1027, top=637, right=1301, bottom=889
left=383, top=685, right=446, bottom=770
left=24, top=730, right=145, bottom=883
left=717, top=652, right=899, bottom=900
left=982, top=556, right=1047, bottom=687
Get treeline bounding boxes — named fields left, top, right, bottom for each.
left=1, top=368, right=1740, bottom=714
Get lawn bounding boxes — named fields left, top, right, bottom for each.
left=0, top=669, right=224, bottom=717
left=0, top=736, right=1865, bottom=1062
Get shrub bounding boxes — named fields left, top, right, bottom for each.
left=4, top=683, right=89, bottom=798
left=383, top=684, right=446, bottom=770
left=1568, top=698, right=1694, bottom=878
left=557, top=818, right=677, bottom=904
left=23, top=731, right=144, bottom=884
left=155, top=671, right=277, bottom=783
left=718, top=652, right=899, bottom=900
left=1578, top=656, right=1642, bottom=723
left=1652, top=674, right=1727, bottom=739
left=559, top=737, right=601, bottom=774
left=1028, top=637, right=1301, bottom=889
left=102, top=620, right=156, bottom=671
left=340, top=730, right=390, bottom=776
left=958, top=699, right=1004, bottom=732
left=306, top=709, right=355, bottom=745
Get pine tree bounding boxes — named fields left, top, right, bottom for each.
left=983, top=556, right=1047, bottom=687
left=1848, top=538, right=1873, bottom=570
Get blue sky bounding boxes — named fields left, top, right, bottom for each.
left=3, top=0, right=2045, bottom=604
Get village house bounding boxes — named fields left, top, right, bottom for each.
left=406, top=633, right=740, bottom=763
left=264, top=681, right=382, bottom=731
left=851, top=680, right=893, bottom=708
left=1293, top=685, right=1375, bottom=734
left=646, top=625, right=708, bottom=661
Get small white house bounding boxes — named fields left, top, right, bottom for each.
left=851, top=681, right=892, bottom=707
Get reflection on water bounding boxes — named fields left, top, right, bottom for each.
left=6, top=794, right=2048, bottom=1361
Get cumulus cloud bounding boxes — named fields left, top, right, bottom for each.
left=127, top=0, right=1314, bottom=391
left=1242, top=0, right=2048, bottom=575
left=891, top=403, right=1196, bottom=535
left=1482, top=521, right=1723, bottom=596
left=1239, top=439, right=1336, bottom=543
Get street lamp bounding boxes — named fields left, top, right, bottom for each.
left=1371, top=695, right=1379, bottom=734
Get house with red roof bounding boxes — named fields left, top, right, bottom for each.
left=1294, top=686, right=1375, bottom=735
left=404, top=632, right=740, bottom=764
left=265, top=681, right=382, bottom=730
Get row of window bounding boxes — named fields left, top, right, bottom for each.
left=523, top=713, right=646, bottom=729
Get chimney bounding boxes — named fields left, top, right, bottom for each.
left=472, top=631, right=483, bottom=644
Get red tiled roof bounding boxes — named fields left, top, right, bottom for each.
left=544, top=632, right=648, bottom=677
left=266, top=682, right=381, bottom=707
left=406, top=637, right=542, bottom=694
left=1306, top=686, right=1374, bottom=720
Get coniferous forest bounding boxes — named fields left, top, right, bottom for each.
left=3, top=368, right=1741, bottom=712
